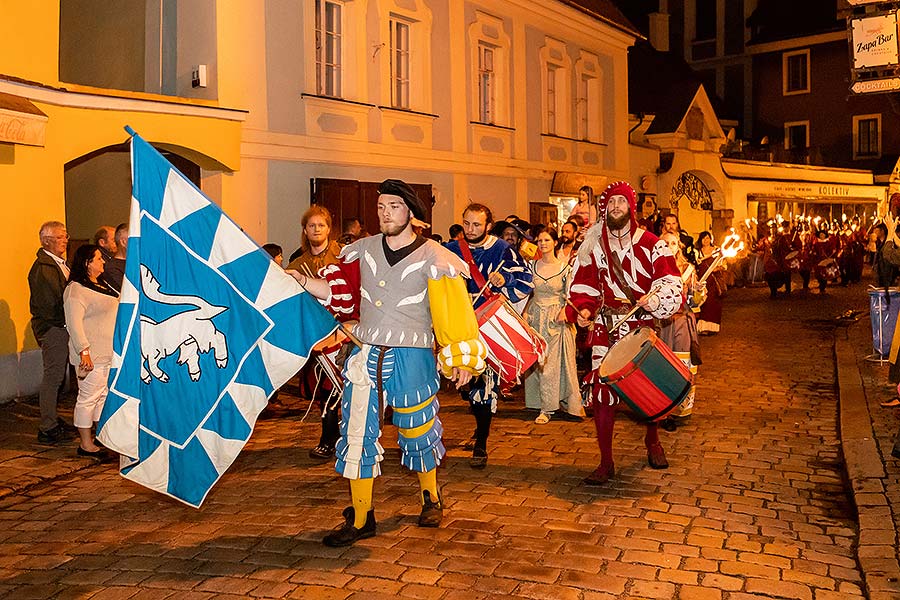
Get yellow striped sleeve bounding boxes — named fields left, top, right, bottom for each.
left=428, top=276, right=487, bottom=377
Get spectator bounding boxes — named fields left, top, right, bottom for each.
left=262, top=243, right=283, bottom=266
left=338, top=217, right=364, bottom=246
left=63, top=244, right=118, bottom=458
left=102, top=223, right=128, bottom=293
left=569, top=185, right=597, bottom=228
left=28, top=221, right=75, bottom=445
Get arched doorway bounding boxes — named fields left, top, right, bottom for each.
left=64, top=144, right=202, bottom=249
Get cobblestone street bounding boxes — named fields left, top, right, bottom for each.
left=0, top=282, right=887, bottom=599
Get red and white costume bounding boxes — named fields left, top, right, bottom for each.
left=565, top=181, right=683, bottom=481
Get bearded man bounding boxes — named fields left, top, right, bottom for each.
left=445, top=203, right=533, bottom=469
left=292, top=179, right=487, bottom=546
left=558, top=219, right=580, bottom=265
left=566, top=181, right=683, bottom=485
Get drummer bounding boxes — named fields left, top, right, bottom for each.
left=445, top=203, right=534, bottom=469
left=566, top=181, right=683, bottom=485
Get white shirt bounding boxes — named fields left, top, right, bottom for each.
left=43, top=248, right=70, bottom=279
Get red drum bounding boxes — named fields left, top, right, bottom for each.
left=598, top=327, right=692, bottom=422
left=816, top=258, right=839, bottom=282
left=476, top=294, right=547, bottom=384
left=784, top=251, right=801, bottom=272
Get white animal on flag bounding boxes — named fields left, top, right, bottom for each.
left=138, top=265, right=229, bottom=384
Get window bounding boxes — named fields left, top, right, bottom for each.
left=315, top=0, right=342, bottom=97
left=390, top=19, right=410, bottom=109
left=784, top=121, right=809, bottom=150
left=574, top=51, right=602, bottom=143
left=695, top=0, right=717, bottom=41
left=469, top=12, right=510, bottom=126
left=783, top=49, right=809, bottom=95
left=546, top=65, right=558, bottom=135
left=853, top=114, right=881, bottom=159
left=478, top=43, right=496, bottom=123
left=540, top=37, right=571, bottom=136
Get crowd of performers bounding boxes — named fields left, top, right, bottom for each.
left=730, top=215, right=872, bottom=298
left=275, top=177, right=738, bottom=547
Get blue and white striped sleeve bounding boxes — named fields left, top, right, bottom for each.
left=499, top=246, right=534, bottom=304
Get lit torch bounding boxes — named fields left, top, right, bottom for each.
left=698, top=231, right=744, bottom=284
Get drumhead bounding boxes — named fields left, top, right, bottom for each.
left=599, top=327, right=653, bottom=377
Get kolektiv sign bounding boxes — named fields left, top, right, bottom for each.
left=851, top=12, right=899, bottom=68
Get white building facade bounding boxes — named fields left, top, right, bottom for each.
left=230, top=0, right=639, bottom=249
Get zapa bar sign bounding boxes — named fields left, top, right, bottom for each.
left=851, top=12, right=899, bottom=68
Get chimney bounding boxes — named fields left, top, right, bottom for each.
left=648, top=12, right=670, bottom=52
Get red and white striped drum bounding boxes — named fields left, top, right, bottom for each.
left=784, top=251, right=801, bottom=272
left=476, top=294, right=547, bottom=384
left=816, top=258, right=839, bottom=282
left=599, top=327, right=693, bottom=422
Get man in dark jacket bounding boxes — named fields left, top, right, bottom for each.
left=28, top=221, right=74, bottom=444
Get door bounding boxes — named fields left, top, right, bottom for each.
left=314, top=178, right=433, bottom=237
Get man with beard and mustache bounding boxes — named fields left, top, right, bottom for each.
left=291, top=179, right=487, bottom=546
left=565, top=181, right=683, bottom=485
left=557, top=219, right=581, bottom=265
left=445, top=204, right=534, bottom=469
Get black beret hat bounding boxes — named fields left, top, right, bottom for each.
left=378, top=179, right=427, bottom=220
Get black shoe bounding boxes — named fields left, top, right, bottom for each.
left=322, top=507, right=376, bottom=547
left=77, top=446, right=108, bottom=459
left=418, top=490, right=443, bottom=527
left=57, top=418, right=77, bottom=433
left=309, top=444, right=335, bottom=460
left=558, top=412, right=585, bottom=422
left=660, top=417, right=677, bottom=432
left=37, top=424, right=70, bottom=445
left=470, top=448, right=488, bottom=470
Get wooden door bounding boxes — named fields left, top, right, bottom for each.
left=314, top=178, right=433, bottom=237
left=312, top=178, right=361, bottom=240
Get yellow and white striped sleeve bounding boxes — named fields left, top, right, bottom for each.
left=428, top=275, right=487, bottom=377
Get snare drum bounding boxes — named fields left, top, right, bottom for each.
left=784, top=251, right=801, bottom=272
left=598, top=327, right=692, bottom=422
left=816, top=258, right=839, bottom=282
left=476, top=294, right=547, bottom=384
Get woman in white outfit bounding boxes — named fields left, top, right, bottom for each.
left=63, top=244, right=118, bottom=458
left=524, top=229, right=584, bottom=423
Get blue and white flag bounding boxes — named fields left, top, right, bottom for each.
left=97, top=129, right=337, bottom=507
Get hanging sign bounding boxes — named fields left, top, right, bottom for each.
left=851, top=12, right=899, bottom=68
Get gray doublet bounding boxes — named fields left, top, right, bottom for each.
left=340, top=236, right=469, bottom=348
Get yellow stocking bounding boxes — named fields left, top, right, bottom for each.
left=349, top=478, right=374, bottom=528
left=417, top=468, right=439, bottom=504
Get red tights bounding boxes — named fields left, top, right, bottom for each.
left=592, top=399, right=660, bottom=469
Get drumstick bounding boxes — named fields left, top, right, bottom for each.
left=565, top=299, right=594, bottom=330
left=474, top=262, right=506, bottom=303
left=609, top=284, right=662, bottom=331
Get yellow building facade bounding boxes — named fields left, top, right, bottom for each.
left=0, top=1, right=245, bottom=399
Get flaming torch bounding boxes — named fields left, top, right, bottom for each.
left=698, top=231, right=744, bottom=285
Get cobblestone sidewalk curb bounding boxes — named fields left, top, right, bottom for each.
left=836, top=325, right=900, bottom=600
